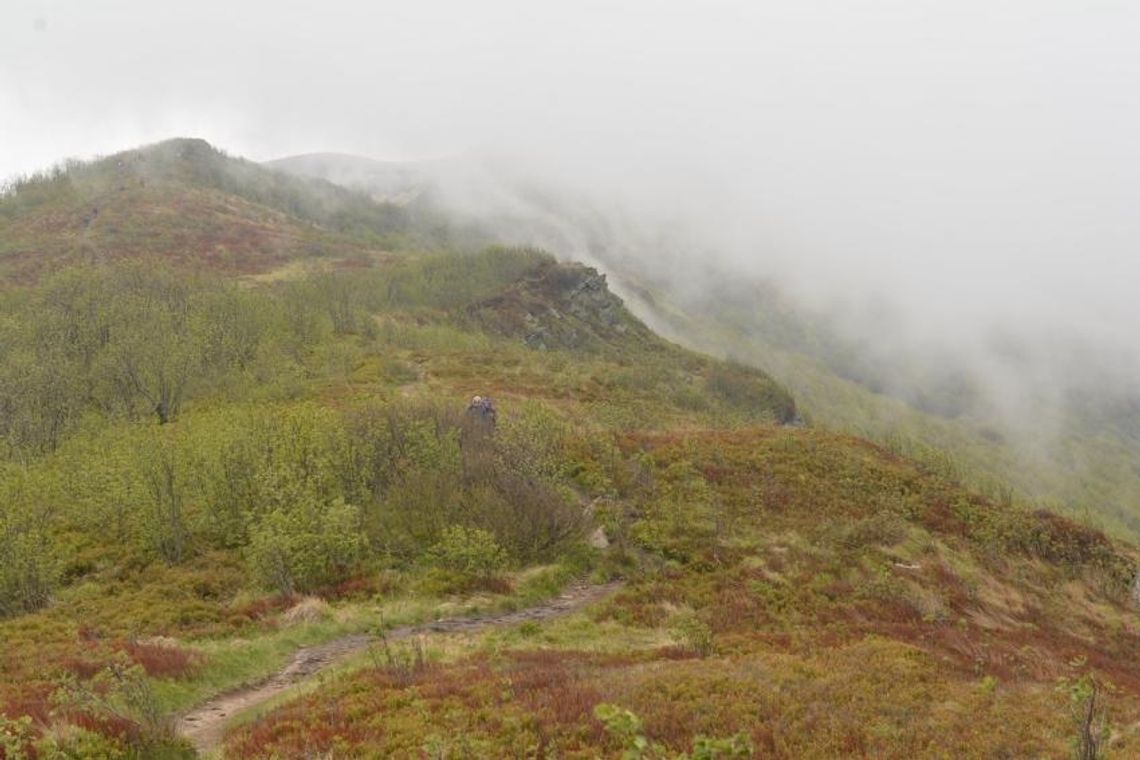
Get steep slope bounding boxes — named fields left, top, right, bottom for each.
left=263, top=151, right=1140, bottom=542
left=614, top=272, right=1140, bottom=541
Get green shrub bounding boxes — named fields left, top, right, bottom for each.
left=427, top=526, right=507, bottom=580
left=594, top=703, right=753, bottom=759
left=33, top=726, right=128, bottom=759
left=689, top=734, right=755, bottom=759
left=0, top=714, right=37, bottom=760
left=247, top=498, right=365, bottom=595
left=705, top=361, right=795, bottom=423
left=0, top=479, right=56, bottom=618
left=595, top=702, right=650, bottom=758
left=48, top=659, right=196, bottom=759
left=669, top=612, right=716, bottom=658
left=632, top=461, right=719, bottom=562
left=0, top=524, right=55, bottom=617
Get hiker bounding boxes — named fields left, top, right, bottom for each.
left=467, top=394, right=497, bottom=427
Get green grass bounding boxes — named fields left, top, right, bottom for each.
left=628, top=278, right=1140, bottom=541
left=150, top=616, right=366, bottom=714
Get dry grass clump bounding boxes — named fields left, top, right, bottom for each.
left=281, top=596, right=332, bottom=626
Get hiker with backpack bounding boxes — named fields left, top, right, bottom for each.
left=467, top=395, right=497, bottom=427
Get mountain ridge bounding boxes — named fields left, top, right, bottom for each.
left=263, top=148, right=1140, bottom=541
left=0, top=138, right=1136, bottom=758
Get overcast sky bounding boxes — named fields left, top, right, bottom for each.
left=4, top=0, right=1140, bottom=386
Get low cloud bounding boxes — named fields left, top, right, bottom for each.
left=4, top=0, right=1140, bottom=430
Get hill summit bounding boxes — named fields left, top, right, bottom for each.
left=0, top=138, right=430, bottom=283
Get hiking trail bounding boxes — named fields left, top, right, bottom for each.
left=176, top=581, right=622, bottom=756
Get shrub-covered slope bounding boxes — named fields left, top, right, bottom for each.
left=261, top=151, right=1140, bottom=543
left=0, top=138, right=463, bottom=284
left=224, top=427, right=1140, bottom=758
left=613, top=274, right=1140, bottom=542
left=0, top=140, right=1135, bottom=759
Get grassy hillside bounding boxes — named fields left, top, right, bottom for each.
left=609, top=272, right=1140, bottom=542
left=223, top=427, right=1140, bottom=758
left=259, top=150, right=1140, bottom=542
left=0, top=138, right=466, bottom=284
left=0, top=140, right=1136, bottom=759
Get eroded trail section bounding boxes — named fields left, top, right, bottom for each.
left=177, top=581, right=622, bottom=756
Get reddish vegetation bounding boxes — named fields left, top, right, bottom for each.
left=0, top=683, right=54, bottom=726
left=57, top=632, right=203, bottom=681
left=505, top=650, right=609, bottom=744
left=119, top=640, right=202, bottom=679
left=0, top=181, right=384, bottom=286
left=224, top=650, right=637, bottom=758
left=61, top=710, right=138, bottom=744
left=229, top=593, right=298, bottom=623
left=314, top=574, right=384, bottom=601
left=59, top=655, right=107, bottom=680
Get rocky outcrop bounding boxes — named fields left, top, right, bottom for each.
left=470, top=262, right=651, bottom=353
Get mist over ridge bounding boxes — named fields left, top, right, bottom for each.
left=6, top=6, right=1140, bottom=756
left=6, top=1, right=1140, bottom=510
left=269, top=143, right=1140, bottom=434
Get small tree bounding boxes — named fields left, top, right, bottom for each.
left=1057, top=669, right=1109, bottom=760
left=50, top=659, right=187, bottom=755
left=0, top=517, right=56, bottom=618
left=0, top=474, right=57, bottom=618
left=138, top=438, right=190, bottom=564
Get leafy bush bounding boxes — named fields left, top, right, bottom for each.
left=427, top=526, right=507, bottom=581
left=594, top=702, right=650, bottom=758
left=705, top=361, right=796, bottom=424
left=0, top=714, right=37, bottom=759
left=594, top=703, right=753, bottom=759
left=0, top=522, right=55, bottom=617
left=28, top=725, right=128, bottom=759
left=0, top=478, right=56, bottom=618
left=247, top=498, right=365, bottom=595
left=1057, top=671, right=1109, bottom=760
left=669, top=612, right=715, bottom=658
left=48, top=659, right=196, bottom=759
left=632, top=461, right=719, bottom=562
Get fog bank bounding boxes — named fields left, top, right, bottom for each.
left=5, top=0, right=1140, bottom=416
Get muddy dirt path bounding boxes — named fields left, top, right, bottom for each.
left=177, top=581, right=622, bottom=756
